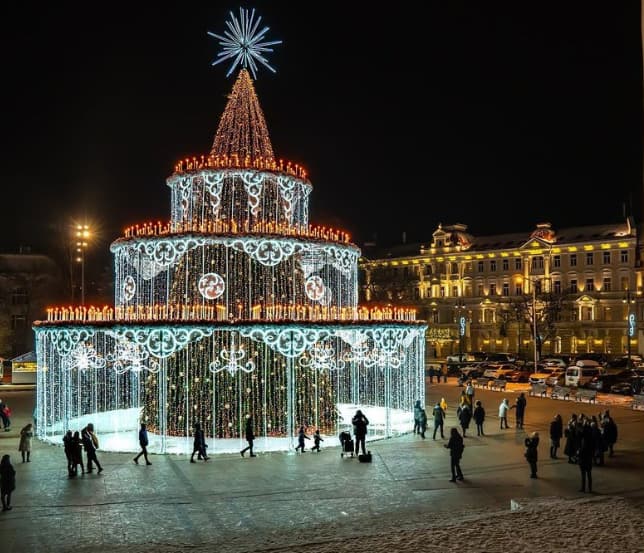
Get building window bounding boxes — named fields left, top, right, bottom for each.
left=581, top=306, right=593, bottom=321
left=502, top=259, right=509, bottom=271
left=621, top=250, right=629, bottom=263
left=570, top=254, right=577, bottom=267
left=477, top=261, right=484, bottom=272
left=534, top=280, right=542, bottom=294
left=553, top=255, right=561, bottom=268
left=452, top=286, right=459, bottom=296
left=440, top=286, right=445, bottom=297
left=490, top=260, right=497, bottom=272
left=431, top=311, right=439, bottom=323
left=554, top=280, right=561, bottom=294
left=515, top=284, right=522, bottom=296
left=570, top=279, right=578, bottom=293
left=585, top=278, right=594, bottom=292
left=586, top=252, right=594, bottom=265
left=620, top=276, right=629, bottom=291
left=11, top=288, right=28, bottom=305
left=11, top=315, right=26, bottom=330
left=489, top=283, right=496, bottom=296
left=477, top=284, right=484, bottom=297
left=603, top=277, right=611, bottom=292
left=531, top=256, right=544, bottom=270
left=602, top=251, right=611, bottom=264
left=515, top=258, right=522, bottom=270
left=502, top=283, right=509, bottom=296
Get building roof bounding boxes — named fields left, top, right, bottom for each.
left=10, top=351, right=35, bottom=363
left=0, top=254, right=59, bottom=275
left=361, top=221, right=635, bottom=262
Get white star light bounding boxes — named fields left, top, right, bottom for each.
left=208, top=7, right=281, bottom=78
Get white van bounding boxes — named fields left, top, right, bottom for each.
left=565, top=360, right=602, bottom=387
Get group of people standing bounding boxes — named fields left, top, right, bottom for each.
left=62, top=423, right=103, bottom=477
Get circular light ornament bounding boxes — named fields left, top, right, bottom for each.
left=123, top=275, right=136, bottom=302
left=198, top=272, right=226, bottom=300
left=305, top=275, right=326, bottom=301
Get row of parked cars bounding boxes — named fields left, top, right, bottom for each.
left=456, top=353, right=644, bottom=395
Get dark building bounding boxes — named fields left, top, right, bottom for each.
left=0, top=251, right=64, bottom=357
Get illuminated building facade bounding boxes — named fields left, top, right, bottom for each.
left=34, top=65, right=426, bottom=454
left=361, top=220, right=642, bottom=360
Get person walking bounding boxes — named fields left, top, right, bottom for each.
left=564, top=413, right=579, bottom=464
left=499, top=398, right=510, bottom=429
left=294, top=425, right=311, bottom=453
left=473, top=400, right=485, bottom=436
left=458, top=403, right=472, bottom=438
left=71, top=431, right=85, bottom=476
left=465, top=380, right=475, bottom=407
left=524, top=431, right=539, bottom=478
left=240, top=415, right=256, bottom=458
left=418, top=406, right=427, bottom=439
left=578, top=421, right=595, bottom=493
left=549, top=414, right=563, bottom=459
left=63, top=430, right=75, bottom=476
left=0, top=399, right=11, bottom=431
left=133, top=423, right=152, bottom=465
left=444, top=427, right=465, bottom=482
left=18, top=423, right=33, bottom=463
left=441, top=364, right=448, bottom=383
left=0, top=455, right=16, bottom=511
left=413, top=399, right=423, bottom=434
left=191, top=422, right=209, bottom=462
left=432, top=401, right=445, bottom=440
left=511, top=393, right=527, bottom=429
left=81, top=423, right=103, bottom=473
left=352, top=409, right=369, bottom=456
left=311, top=429, right=324, bottom=452
left=602, top=414, right=618, bottom=458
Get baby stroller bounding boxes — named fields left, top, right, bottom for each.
left=339, top=430, right=354, bottom=458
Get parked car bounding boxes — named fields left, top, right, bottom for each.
left=564, top=361, right=602, bottom=387
left=545, top=369, right=566, bottom=387
left=506, top=368, right=530, bottom=383
left=542, top=358, right=567, bottom=369
left=610, top=380, right=639, bottom=395
left=446, top=352, right=474, bottom=364
left=459, top=363, right=487, bottom=379
left=529, top=366, right=558, bottom=385
left=587, top=370, right=632, bottom=392
left=483, top=363, right=519, bottom=379
left=484, top=352, right=517, bottom=363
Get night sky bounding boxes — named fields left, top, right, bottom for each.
left=1, top=2, right=642, bottom=270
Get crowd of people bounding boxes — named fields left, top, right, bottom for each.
left=0, top=382, right=628, bottom=514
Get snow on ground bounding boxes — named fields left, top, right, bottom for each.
left=75, top=494, right=644, bottom=553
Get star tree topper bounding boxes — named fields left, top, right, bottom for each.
left=208, top=7, right=282, bottom=78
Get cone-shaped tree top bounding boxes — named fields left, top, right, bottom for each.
left=210, top=69, right=275, bottom=162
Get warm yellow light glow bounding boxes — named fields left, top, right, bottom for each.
left=500, top=252, right=509, bottom=257
left=618, top=242, right=629, bottom=248
left=568, top=246, right=578, bottom=252
left=551, top=247, right=561, bottom=253
left=487, top=253, right=495, bottom=258
left=583, top=245, right=594, bottom=251
left=600, top=244, right=611, bottom=249
left=475, top=254, right=484, bottom=259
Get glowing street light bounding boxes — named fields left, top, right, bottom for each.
left=75, top=224, right=91, bottom=305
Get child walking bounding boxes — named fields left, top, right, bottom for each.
left=311, top=429, right=324, bottom=452
left=294, top=425, right=310, bottom=453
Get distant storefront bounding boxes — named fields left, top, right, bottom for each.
left=8, top=351, right=36, bottom=384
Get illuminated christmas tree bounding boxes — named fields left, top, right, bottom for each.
left=34, top=8, right=427, bottom=454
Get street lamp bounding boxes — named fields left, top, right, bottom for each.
left=455, top=297, right=467, bottom=360
left=75, top=224, right=91, bottom=305
left=623, top=290, right=639, bottom=368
